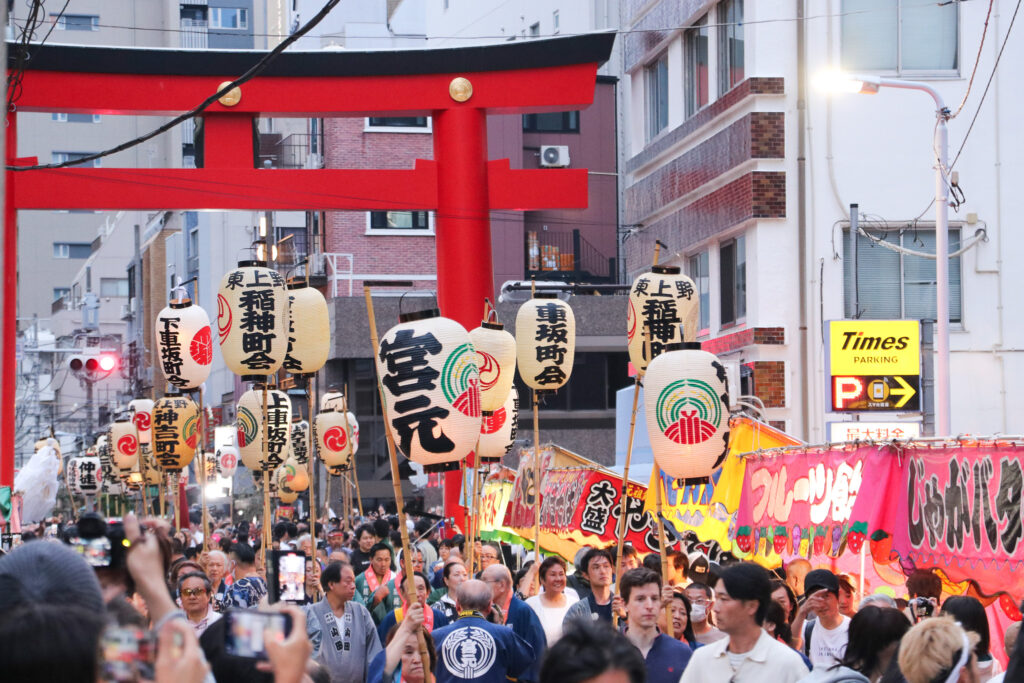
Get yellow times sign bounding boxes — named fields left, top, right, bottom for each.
left=829, top=320, right=920, bottom=376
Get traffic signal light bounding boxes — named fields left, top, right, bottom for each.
left=69, top=351, right=120, bottom=381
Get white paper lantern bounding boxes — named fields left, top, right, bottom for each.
left=235, top=388, right=292, bottom=472
left=97, top=436, right=125, bottom=494
left=469, top=322, right=517, bottom=413
left=627, top=266, right=699, bottom=373
left=129, top=398, right=155, bottom=445
left=347, top=411, right=360, bottom=455
left=320, top=391, right=345, bottom=411
left=276, top=456, right=309, bottom=493
left=152, top=393, right=200, bottom=472
left=155, top=295, right=213, bottom=390
left=643, top=343, right=730, bottom=483
left=109, top=418, right=140, bottom=474
left=283, top=280, right=330, bottom=375
left=377, top=311, right=481, bottom=471
left=515, top=294, right=576, bottom=392
left=478, top=385, right=519, bottom=464
left=314, top=409, right=353, bottom=470
left=69, top=456, right=101, bottom=495
left=290, top=419, right=310, bottom=465
left=139, top=444, right=163, bottom=485
left=217, top=260, right=289, bottom=380
left=216, top=445, right=239, bottom=478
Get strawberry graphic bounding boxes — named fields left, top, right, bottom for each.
left=999, top=594, right=1023, bottom=621
left=773, top=525, right=788, bottom=555
left=870, top=529, right=896, bottom=564
left=813, top=526, right=826, bottom=556
left=735, top=526, right=753, bottom=553
left=847, top=521, right=868, bottom=554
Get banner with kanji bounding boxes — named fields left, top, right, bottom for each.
left=477, top=466, right=518, bottom=543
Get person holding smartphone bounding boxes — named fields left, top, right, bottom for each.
left=306, top=561, right=383, bottom=683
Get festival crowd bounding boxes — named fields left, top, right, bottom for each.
left=1, top=508, right=1021, bottom=683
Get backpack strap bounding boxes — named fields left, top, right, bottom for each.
left=803, top=620, right=815, bottom=657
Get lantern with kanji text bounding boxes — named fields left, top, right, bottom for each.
left=643, top=342, right=730, bottom=484
left=283, top=279, right=330, bottom=376
left=515, top=294, right=576, bottom=391
left=627, top=266, right=699, bottom=373
left=235, top=388, right=292, bottom=471
left=151, top=393, right=200, bottom=472
left=290, top=419, right=310, bottom=465
left=129, top=398, right=154, bottom=445
left=139, top=445, right=163, bottom=485
left=155, top=293, right=213, bottom=390
left=68, top=456, right=101, bottom=496
left=469, top=321, right=517, bottom=413
left=377, top=310, right=481, bottom=471
left=216, top=445, right=239, bottom=478
left=477, top=385, right=519, bottom=464
left=217, top=260, right=289, bottom=381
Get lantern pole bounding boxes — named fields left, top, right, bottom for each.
left=343, top=388, right=364, bottom=517
left=307, top=377, right=317, bottom=565
left=198, top=391, right=209, bottom=552
left=261, top=380, right=273, bottom=553
left=654, top=468, right=673, bottom=639
left=364, top=285, right=434, bottom=683
left=531, top=390, right=542, bottom=593
left=173, top=472, right=181, bottom=532
left=159, top=473, right=167, bottom=520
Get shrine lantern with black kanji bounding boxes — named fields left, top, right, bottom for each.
left=377, top=310, right=482, bottom=471
left=109, top=418, right=140, bottom=475
left=627, top=265, right=699, bottom=374
left=151, top=393, right=200, bottom=473
left=643, top=342, right=730, bottom=484
left=139, top=445, right=163, bottom=485
left=235, top=388, right=292, bottom=471
left=515, top=294, right=576, bottom=392
left=155, top=293, right=213, bottom=390
left=217, top=260, right=289, bottom=380
left=283, top=279, right=330, bottom=376
left=314, top=409, right=353, bottom=470
left=69, top=456, right=101, bottom=496
left=477, top=385, right=519, bottom=464
left=216, top=445, right=239, bottom=478
left=469, top=322, right=517, bottom=413
left=129, top=398, right=154, bottom=445
left=290, top=419, right=310, bottom=465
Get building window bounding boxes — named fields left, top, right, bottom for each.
left=368, top=211, right=431, bottom=232
left=53, top=242, right=91, bottom=259
left=645, top=53, right=669, bottom=141
left=841, top=0, right=958, bottom=72
left=100, top=278, right=130, bottom=298
left=209, top=7, right=248, bottom=29
left=717, top=0, right=744, bottom=95
left=684, top=15, right=709, bottom=118
left=529, top=22, right=540, bottom=37
left=553, top=10, right=559, bottom=31
left=688, top=251, right=711, bottom=335
left=720, top=235, right=746, bottom=326
left=53, top=287, right=70, bottom=302
left=52, top=151, right=100, bottom=168
left=444, top=0, right=449, bottom=9
left=844, top=227, right=961, bottom=323
left=51, top=113, right=101, bottom=123
left=366, top=117, right=430, bottom=129
left=53, top=13, right=98, bottom=30
left=522, top=111, right=579, bottom=133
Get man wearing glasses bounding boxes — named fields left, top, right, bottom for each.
left=679, top=563, right=809, bottom=683
left=178, top=571, right=221, bottom=637
left=476, top=542, right=502, bottom=576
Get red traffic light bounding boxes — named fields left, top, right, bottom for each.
left=98, top=354, right=118, bottom=372
left=69, top=352, right=120, bottom=380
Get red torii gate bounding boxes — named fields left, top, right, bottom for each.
left=1, top=34, right=616, bottom=513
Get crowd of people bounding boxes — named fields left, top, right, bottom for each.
left=1, top=507, right=1022, bottom=683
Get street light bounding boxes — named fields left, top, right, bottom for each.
left=817, top=70, right=952, bottom=436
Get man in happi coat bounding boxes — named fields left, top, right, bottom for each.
left=306, top=561, right=383, bottom=683
left=355, top=542, right=401, bottom=626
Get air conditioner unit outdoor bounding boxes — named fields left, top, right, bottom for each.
left=540, top=145, right=570, bottom=168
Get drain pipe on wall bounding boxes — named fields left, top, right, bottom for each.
left=796, top=0, right=811, bottom=440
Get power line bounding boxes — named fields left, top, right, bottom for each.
left=950, top=0, right=995, bottom=119
left=7, top=0, right=343, bottom=172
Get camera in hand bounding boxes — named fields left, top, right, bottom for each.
left=909, top=596, right=936, bottom=621
left=224, top=609, right=292, bottom=660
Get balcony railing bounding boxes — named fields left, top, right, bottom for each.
left=257, top=133, right=324, bottom=170
left=526, top=229, right=616, bottom=283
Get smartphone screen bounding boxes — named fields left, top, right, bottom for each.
left=71, top=536, right=113, bottom=567
left=101, top=625, right=156, bottom=682
left=271, top=550, right=307, bottom=604
left=224, top=609, right=292, bottom=660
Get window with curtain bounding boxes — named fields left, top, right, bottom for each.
left=368, top=210, right=430, bottom=231
left=645, top=53, right=669, bottom=141
left=717, top=0, right=744, bottom=95
left=841, top=0, right=958, bottom=72
left=685, top=15, right=709, bottom=118
left=843, top=227, right=962, bottom=322
left=688, top=251, right=710, bottom=335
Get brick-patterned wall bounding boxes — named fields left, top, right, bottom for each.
left=323, top=119, right=438, bottom=292
left=701, top=326, right=785, bottom=355
left=625, top=111, right=784, bottom=223
left=624, top=171, right=786, bottom=277
left=749, top=360, right=785, bottom=408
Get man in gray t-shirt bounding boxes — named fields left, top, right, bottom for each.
left=306, top=562, right=383, bottom=683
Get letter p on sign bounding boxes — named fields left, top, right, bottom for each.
left=833, top=377, right=864, bottom=410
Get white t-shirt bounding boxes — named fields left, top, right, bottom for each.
left=808, top=615, right=850, bottom=670
left=525, top=589, right=580, bottom=644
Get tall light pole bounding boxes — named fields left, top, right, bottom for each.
left=818, top=73, right=952, bottom=436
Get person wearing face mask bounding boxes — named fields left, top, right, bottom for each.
left=685, top=583, right=725, bottom=644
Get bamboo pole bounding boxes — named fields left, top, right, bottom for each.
left=173, top=472, right=181, bottom=532
left=198, top=390, right=209, bottom=552
left=532, top=390, right=542, bottom=593
left=307, top=377, right=317, bottom=559
left=612, top=374, right=641, bottom=627
left=261, top=382, right=272, bottom=551
left=364, top=285, right=433, bottom=683
left=655, top=469, right=673, bottom=639
left=159, top=473, right=167, bottom=520
left=468, top=453, right=482, bottom=573
left=343, top=388, right=364, bottom=518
